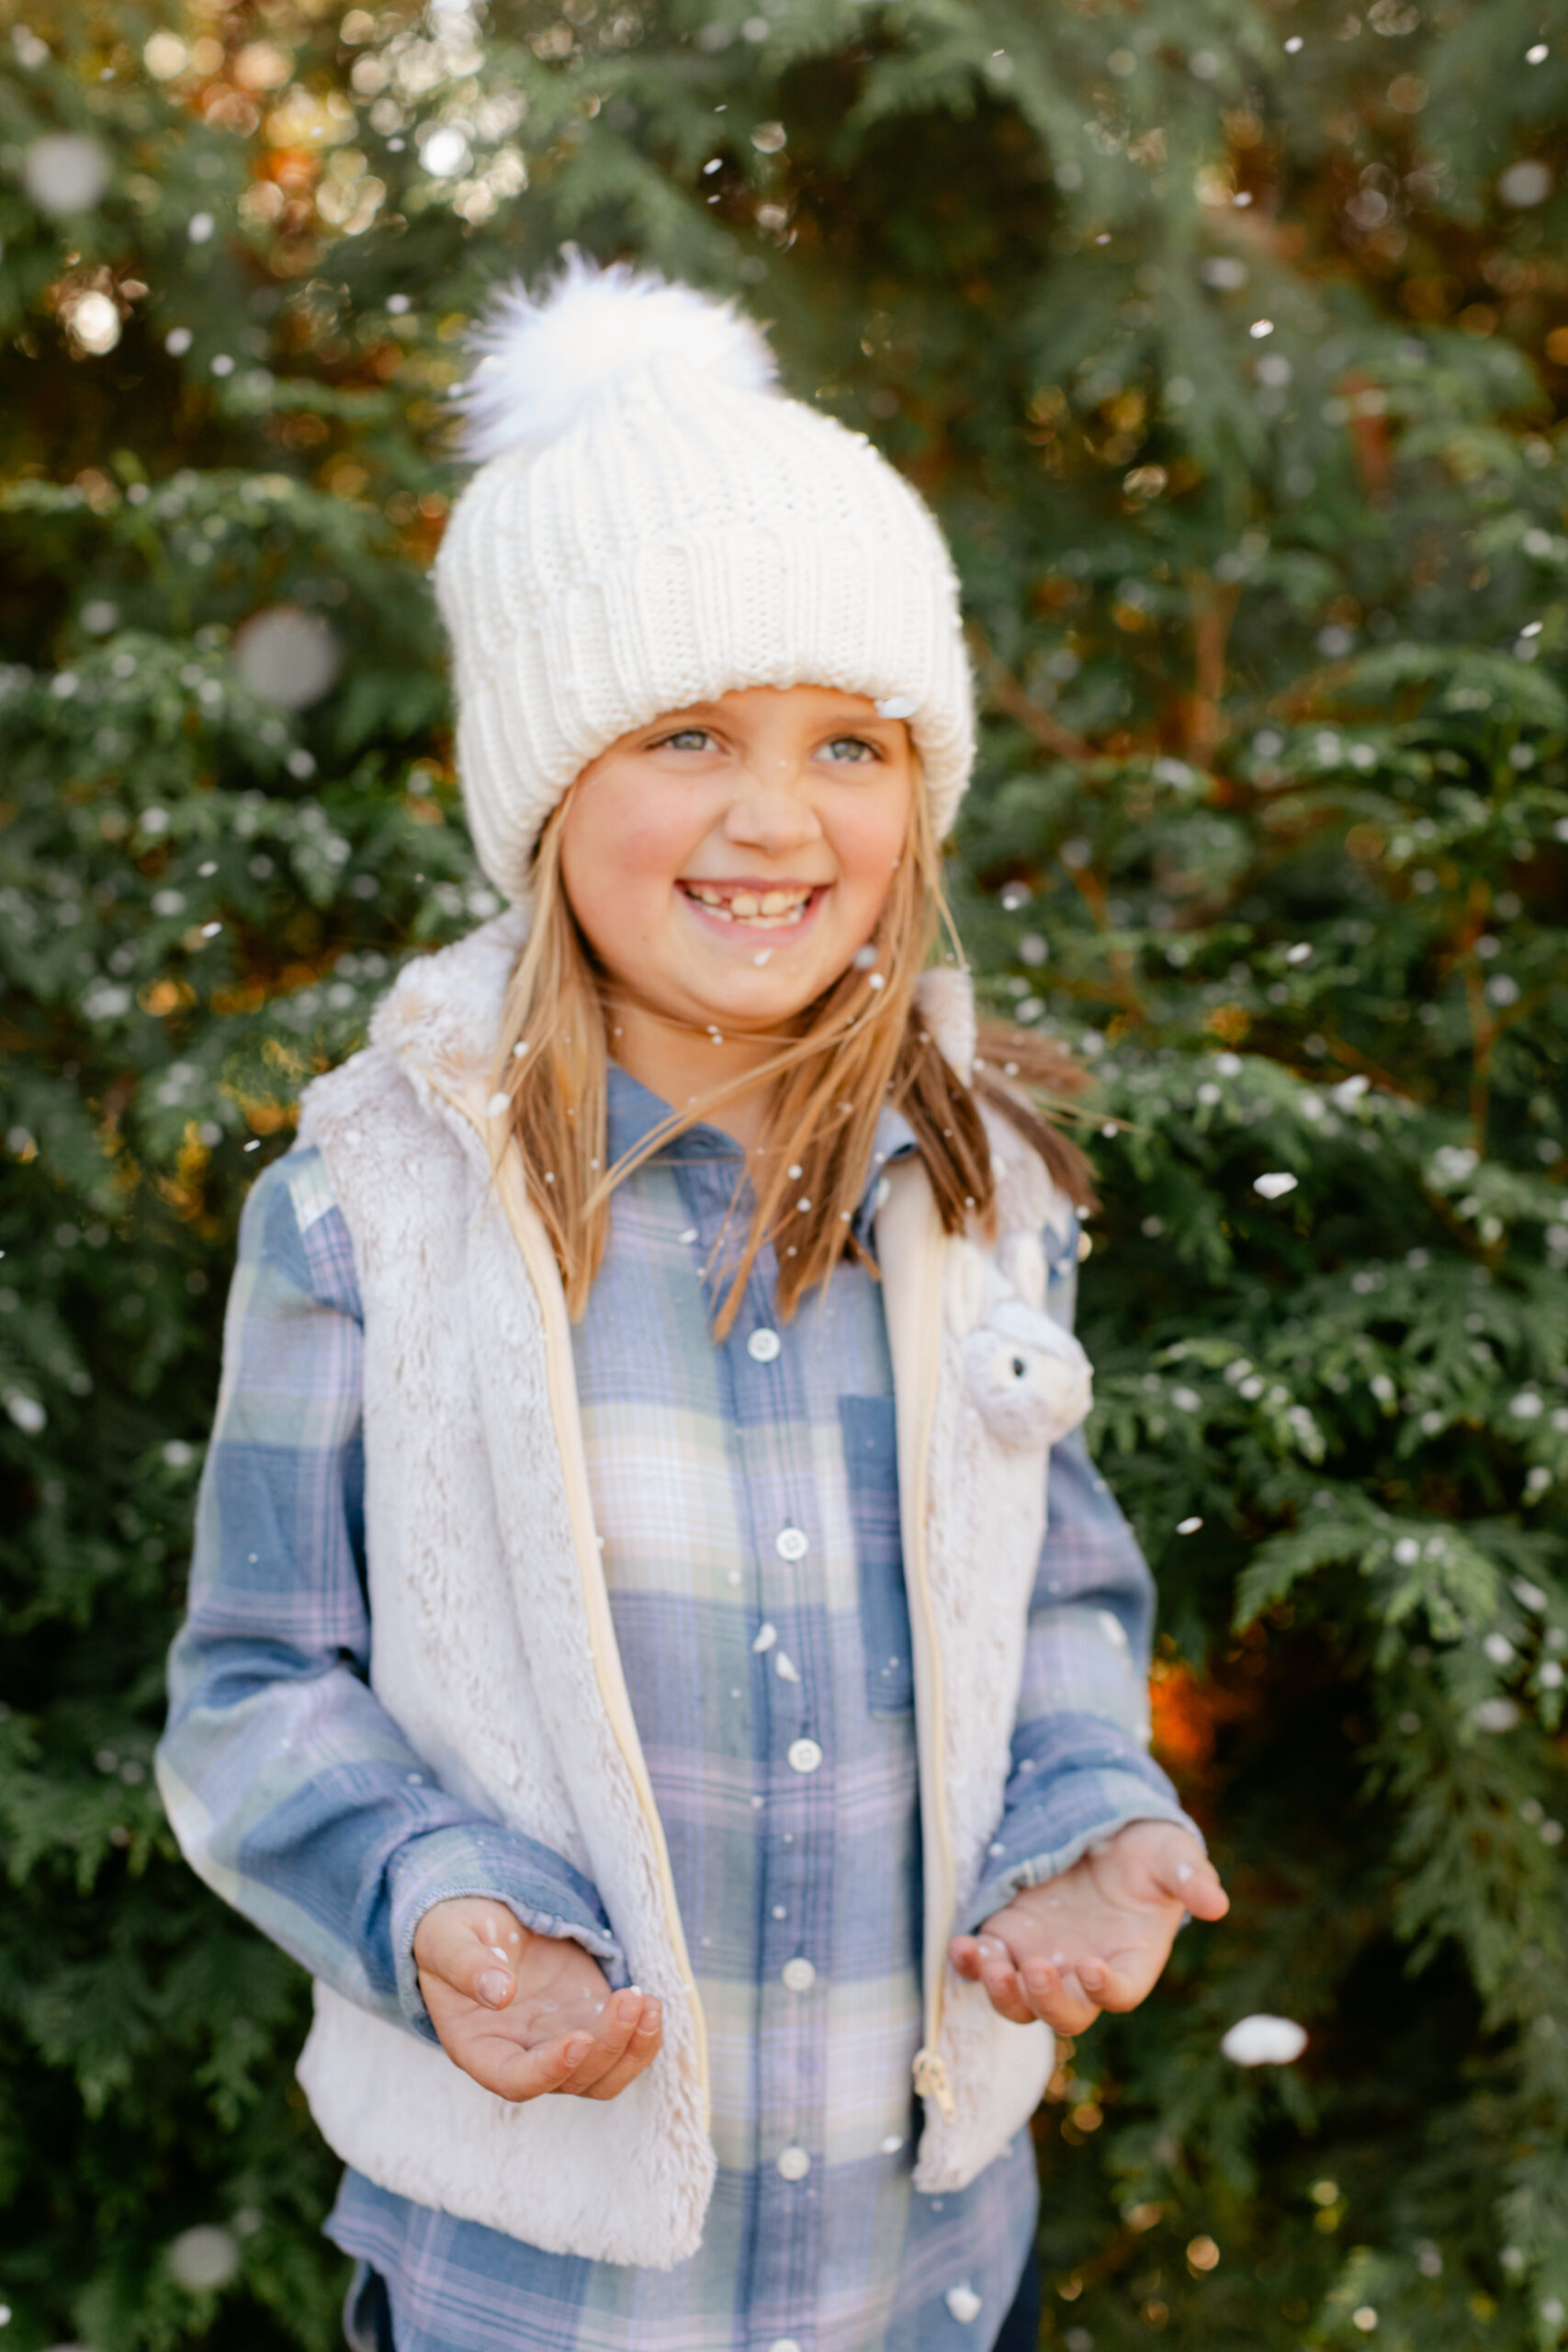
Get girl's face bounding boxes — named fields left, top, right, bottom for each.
left=558, top=684, right=916, bottom=1041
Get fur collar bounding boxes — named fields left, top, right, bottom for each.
left=369, top=907, right=530, bottom=1099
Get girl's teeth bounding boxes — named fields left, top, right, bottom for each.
left=684, top=885, right=813, bottom=926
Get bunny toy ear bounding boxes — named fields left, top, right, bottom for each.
left=452, top=245, right=779, bottom=464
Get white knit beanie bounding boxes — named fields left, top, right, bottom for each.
left=434, top=250, right=976, bottom=903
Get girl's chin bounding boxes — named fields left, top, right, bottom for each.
left=643, top=949, right=832, bottom=1037
left=676, top=972, right=827, bottom=1033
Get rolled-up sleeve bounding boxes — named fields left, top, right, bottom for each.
left=155, top=1146, right=623, bottom=2046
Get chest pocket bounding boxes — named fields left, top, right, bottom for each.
left=838, top=1395, right=914, bottom=1717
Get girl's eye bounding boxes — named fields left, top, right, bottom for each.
left=655, top=728, right=716, bottom=752
left=822, top=735, right=879, bottom=763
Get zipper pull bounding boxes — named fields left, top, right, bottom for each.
left=913, top=2046, right=956, bottom=2122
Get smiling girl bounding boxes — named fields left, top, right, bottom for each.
left=158, top=254, right=1225, bottom=2352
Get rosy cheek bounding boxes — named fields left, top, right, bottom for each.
left=831, top=797, right=908, bottom=901
left=564, top=786, right=690, bottom=921
left=615, top=816, right=688, bottom=879
left=587, top=779, right=698, bottom=876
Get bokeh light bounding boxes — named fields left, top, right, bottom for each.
left=233, top=606, right=344, bottom=708
left=22, top=132, right=110, bottom=214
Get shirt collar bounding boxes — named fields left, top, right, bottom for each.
left=605, top=1063, right=916, bottom=1217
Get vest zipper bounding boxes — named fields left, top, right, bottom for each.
left=433, top=1071, right=711, bottom=2130
left=879, top=1166, right=958, bottom=2127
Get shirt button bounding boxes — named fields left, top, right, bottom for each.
left=769, top=2341, right=804, bottom=2352
left=781, top=1956, right=816, bottom=1992
left=747, top=1327, right=782, bottom=1363
left=775, top=1526, right=809, bottom=1562
left=776, top=2144, right=811, bottom=2182
left=787, top=1737, right=823, bottom=1775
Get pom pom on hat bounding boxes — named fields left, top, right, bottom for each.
left=454, top=246, right=778, bottom=464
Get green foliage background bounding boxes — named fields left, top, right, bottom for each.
left=3, top=0, right=1567, bottom=2343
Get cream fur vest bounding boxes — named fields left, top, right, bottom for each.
left=293, top=911, right=1092, bottom=2267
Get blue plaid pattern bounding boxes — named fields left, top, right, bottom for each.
left=160, top=1066, right=1191, bottom=2352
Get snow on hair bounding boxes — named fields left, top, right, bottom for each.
left=452, top=245, right=779, bottom=465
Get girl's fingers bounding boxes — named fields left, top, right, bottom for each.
left=483, top=1994, right=647, bottom=2104
left=975, top=1939, right=1035, bottom=2026
left=417, top=1908, right=520, bottom=2008
left=1074, top=1955, right=1149, bottom=2014
left=959, top=1936, right=1103, bottom=2031
left=582, top=2001, right=663, bottom=2100
left=1051, top=1973, right=1097, bottom=2032
left=551, top=1989, right=647, bottom=2094
left=455, top=1994, right=655, bottom=2106
left=485, top=2028, right=601, bottom=2104
left=1019, top=1955, right=1100, bottom=2035
left=1152, top=1848, right=1230, bottom=1921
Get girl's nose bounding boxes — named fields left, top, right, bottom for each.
left=723, top=763, right=825, bottom=854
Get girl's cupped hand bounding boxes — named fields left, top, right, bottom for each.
left=948, top=1820, right=1228, bottom=2037
left=413, top=1896, right=662, bottom=2103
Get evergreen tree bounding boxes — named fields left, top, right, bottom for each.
left=2, top=0, right=1565, bottom=2344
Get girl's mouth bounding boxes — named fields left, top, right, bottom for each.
left=678, top=881, right=824, bottom=932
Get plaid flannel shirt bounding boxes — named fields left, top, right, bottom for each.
left=159, top=1066, right=1193, bottom=2352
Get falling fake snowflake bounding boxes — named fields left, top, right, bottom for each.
left=167, top=2223, right=242, bottom=2290
left=1221, top=2013, right=1308, bottom=2065
left=234, top=606, right=343, bottom=709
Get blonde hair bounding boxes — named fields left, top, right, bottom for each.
left=488, top=786, right=1093, bottom=1336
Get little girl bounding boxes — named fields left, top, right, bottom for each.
left=157, top=254, right=1226, bottom=2352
